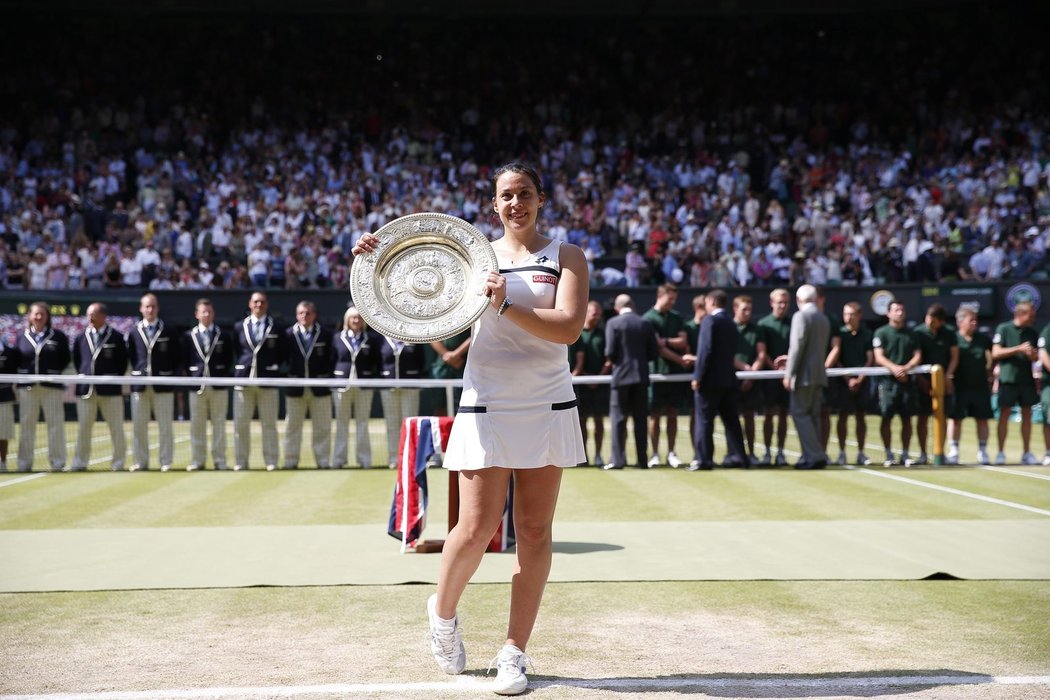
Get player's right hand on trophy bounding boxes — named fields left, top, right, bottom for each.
left=351, top=234, right=380, bottom=256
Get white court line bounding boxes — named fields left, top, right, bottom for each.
left=3, top=674, right=1050, bottom=699
left=0, top=473, right=47, bottom=489
left=980, top=466, right=1050, bottom=481
left=852, top=467, right=1050, bottom=516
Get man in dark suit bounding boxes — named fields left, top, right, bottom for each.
left=603, top=294, right=659, bottom=469
left=689, top=289, right=747, bottom=470
left=783, top=284, right=832, bottom=469
left=232, top=291, right=288, bottom=471
left=71, top=302, right=129, bottom=471
left=181, top=298, right=234, bottom=471
left=283, top=300, right=335, bottom=469
left=128, top=293, right=182, bottom=472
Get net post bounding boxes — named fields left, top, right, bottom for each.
left=930, top=364, right=946, bottom=465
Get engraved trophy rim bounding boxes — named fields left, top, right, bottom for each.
left=349, top=212, right=497, bottom=344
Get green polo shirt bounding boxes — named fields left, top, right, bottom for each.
left=837, top=325, right=873, bottom=368
left=429, top=329, right=470, bottom=380
left=914, top=323, right=957, bottom=369
left=735, top=320, right=765, bottom=365
left=571, top=325, right=606, bottom=375
left=684, top=319, right=701, bottom=356
left=757, top=313, right=791, bottom=361
left=644, top=307, right=688, bottom=374
left=955, top=331, right=992, bottom=392
left=873, top=323, right=920, bottom=366
left=993, top=322, right=1038, bottom=386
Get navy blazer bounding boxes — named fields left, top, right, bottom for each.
left=181, top=325, right=234, bottom=386
left=693, top=309, right=739, bottom=390
left=72, top=326, right=128, bottom=397
left=333, top=329, right=382, bottom=382
left=604, top=311, right=659, bottom=388
left=379, top=337, right=427, bottom=381
left=15, top=328, right=71, bottom=390
left=0, top=344, right=16, bottom=403
left=285, top=324, right=336, bottom=397
left=233, top=315, right=289, bottom=379
left=127, top=319, right=182, bottom=393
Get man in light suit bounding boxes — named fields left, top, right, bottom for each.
left=689, top=289, right=747, bottom=470
left=783, top=284, right=832, bottom=469
left=603, top=294, right=659, bottom=469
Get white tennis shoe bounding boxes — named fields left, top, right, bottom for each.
left=489, top=644, right=531, bottom=696
left=1021, top=452, right=1039, bottom=466
left=667, top=452, right=682, bottom=468
left=427, top=594, right=466, bottom=675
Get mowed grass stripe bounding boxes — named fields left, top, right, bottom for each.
left=886, top=467, right=1050, bottom=511
left=3, top=466, right=1042, bottom=532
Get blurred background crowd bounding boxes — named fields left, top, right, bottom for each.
left=0, top=8, right=1046, bottom=294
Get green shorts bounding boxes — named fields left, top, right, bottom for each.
left=574, top=385, right=609, bottom=417
left=832, top=377, right=870, bottom=414
left=763, top=380, right=790, bottom=410
left=998, top=384, right=1038, bottom=411
left=878, top=378, right=917, bottom=418
left=737, top=381, right=763, bottom=412
left=951, top=390, right=993, bottom=421
left=650, top=381, right=690, bottom=413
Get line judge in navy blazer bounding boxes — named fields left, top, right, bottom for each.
left=689, top=289, right=747, bottom=470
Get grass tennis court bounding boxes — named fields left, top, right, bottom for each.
left=2, top=417, right=1049, bottom=699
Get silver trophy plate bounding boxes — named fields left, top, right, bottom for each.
left=350, top=212, right=498, bottom=343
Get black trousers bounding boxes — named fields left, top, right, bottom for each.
left=694, top=387, right=747, bottom=467
left=610, top=383, right=648, bottom=467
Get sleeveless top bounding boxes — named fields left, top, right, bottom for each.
left=458, top=238, right=575, bottom=411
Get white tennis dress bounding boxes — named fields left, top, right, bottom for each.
left=444, top=239, right=587, bottom=470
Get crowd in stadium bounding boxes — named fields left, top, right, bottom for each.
left=0, top=12, right=1047, bottom=292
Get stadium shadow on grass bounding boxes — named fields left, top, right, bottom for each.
left=529, top=669, right=999, bottom=696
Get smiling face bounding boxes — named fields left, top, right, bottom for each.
left=493, top=170, right=545, bottom=234
left=249, top=293, right=268, bottom=319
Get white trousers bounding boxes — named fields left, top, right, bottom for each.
left=189, top=387, right=228, bottom=469
left=73, top=394, right=126, bottom=470
left=380, top=388, right=421, bottom=467
left=333, top=387, right=373, bottom=468
left=233, top=386, right=280, bottom=468
left=17, top=386, right=66, bottom=471
left=284, top=393, right=333, bottom=468
left=131, top=388, right=175, bottom=469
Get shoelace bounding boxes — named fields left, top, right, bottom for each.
left=425, top=622, right=463, bottom=658
left=487, top=648, right=533, bottom=678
